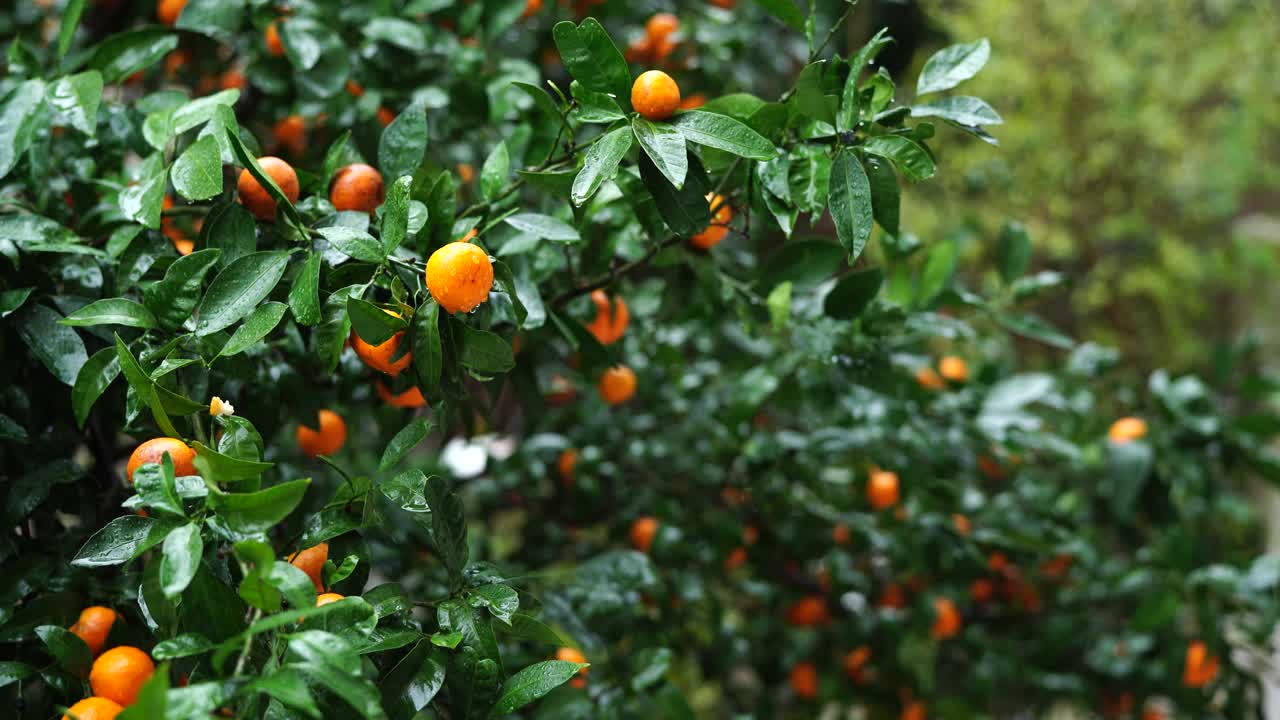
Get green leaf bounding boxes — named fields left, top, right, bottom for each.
left=997, top=221, right=1032, bottom=283
left=749, top=0, right=806, bottom=31
left=379, top=102, right=429, bottom=183
left=174, top=0, right=245, bottom=41
left=160, top=524, right=203, bottom=598
left=633, top=117, right=688, bottom=189
left=319, top=226, right=385, bottom=263
left=379, top=642, right=447, bottom=716
left=171, top=135, right=224, bottom=201
left=48, top=71, right=102, bottom=136
left=144, top=248, right=222, bottom=330
left=207, top=479, right=312, bottom=533
left=468, top=584, right=518, bottom=624
left=218, top=302, right=288, bottom=358
left=862, top=135, right=936, bottom=182
left=828, top=150, right=874, bottom=262
left=996, top=313, right=1074, bottom=350
left=492, top=660, right=587, bottom=715
left=381, top=176, right=413, bottom=256
left=503, top=213, right=579, bottom=243
left=132, top=460, right=185, bottom=517
left=72, top=348, right=120, bottom=428
left=840, top=28, right=893, bottom=130
left=671, top=110, right=775, bottom=160
left=288, top=251, right=323, bottom=326
left=380, top=419, right=434, bottom=471
left=152, top=634, right=214, bottom=661
left=411, top=300, right=442, bottom=393
left=71, top=515, right=176, bottom=567
left=57, top=0, right=88, bottom=59
left=639, top=151, right=711, bottom=238
left=0, top=287, right=33, bottom=317
left=192, top=441, right=274, bottom=484
left=88, top=29, right=178, bottom=83
left=918, top=240, right=958, bottom=305
left=916, top=38, right=991, bottom=95
left=497, top=615, right=571, bottom=647
left=0, top=80, right=48, bottom=180
left=480, top=142, right=510, bottom=202
left=571, top=81, right=626, bottom=123
left=16, top=304, right=87, bottom=385
left=631, top=647, right=673, bottom=691
left=759, top=239, right=844, bottom=290
left=113, top=334, right=153, bottom=405
left=348, top=297, right=406, bottom=346
left=119, top=154, right=169, bottom=229
left=61, top=298, right=157, bottom=329
left=35, top=625, right=92, bottom=678
left=552, top=19, right=631, bottom=106
left=864, top=154, right=899, bottom=236
left=791, top=61, right=834, bottom=125
left=195, top=251, right=290, bottom=336
left=458, top=325, right=515, bottom=374
left=381, top=469, right=430, bottom=513
left=203, top=202, right=255, bottom=268
left=912, top=96, right=1002, bottom=127
left=425, top=477, right=468, bottom=591
left=1107, top=441, right=1154, bottom=519
left=825, top=267, right=884, bottom=320
left=491, top=261, right=528, bottom=328
left=571, top=127, right=632, bottom=207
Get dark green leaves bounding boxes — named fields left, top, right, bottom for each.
left=750, top=0, right=806, bottom=31
left=89, top=29, right=178, bottom=83
left=288, top=252, right=323, bottom=326
left=552, top=19, right=631, bottom=107
left=864, top=154, right=900, bottom=236
left=47, top=71, right=102, bottom=136
left=639, top=152, right=711, bottom=238
left=492, top=660, right=587, bottom=715
left=381, top=176, right=413, bottom=256
left=671, top=111, right=775, bottom=160
left=825, top=267, right=884, bottom=319
left=217, top=302, right=288, bottom=358
left=380, top=419, right=434, bottom=471
left=503, top=213, right=580, bottom=243
left=633, top=117, right=688, bottom=189
left=458, top=326, right=515, bottom=374
left=379, top=103, right=428, bottom=183
left=35, top=626, right=92, bottom=678
left=916, top=38, right=991, bottom=95
left=572, top=127, right=633, bottom=207
left=348, top=297, right=406, bottom=346
left=16, top=304, right=87, bottom=385
left=61, top=298, right=157, bottom=329
left=997, top=221, right=1032, bottom=283
left=320, top=227, right=385, bottom=263
left=828, top=150, right=874, bottom=262
left=195, top=251, right=290, bottom=336
left=412, top=300, right=442, bottom=393
left=425, top=476, right=468, bottom=592
left=72, top=348, right=120, bottom=428
left=160, top=524, right=203, bottom=598
left=172, top=135, right=224, bottom=201
left=481, top=142, right=510, bottom=201
left=862, top=136, right=936, bottom=182
left=145, top=248, right=221, bottom=330
left=207, top=479, right=311, bottom=533
left=912, top=96, right=1002, bottom=127
left=71, top=515, right=174, bottom=567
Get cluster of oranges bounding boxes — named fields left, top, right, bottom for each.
left=915, top=354, right=969, bottom=390
left=62, top=606, right=154, bottom=719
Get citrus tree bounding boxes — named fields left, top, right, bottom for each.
left=2, top=1, right=1279, bottom=719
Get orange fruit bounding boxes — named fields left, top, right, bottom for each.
left=160, top=195, right=193, bottom=255
left=425, top=241, right=494, bottom=314
left=585, top=290, right=629, bottom=345
left=789, top=662, right=818, bottom=699
left=1102, top=693, right=1134, bottom=718
left=645, top=13, right=680, bottom=40
left=62, top=697, right=124, bottom=720
left=690, top=193, right=732, bottom=249
left=350, top=309, right=411, bottom=376
left=832, top=524, right=851, bottom=545
left=287, top=542, right=329, bottom=592
left=330, top=163, right=385, bottom=215
left=316, top=592, right=344, bottom=607
left=930, top=597, right=961, bottom=640
left=597, top=365, right=637, bottom=405
left=163, top=49, right=190, bottom=77
left=988, top=552, right=1009, bottom=573
left=625, top=36, right=652, bottom=63
left=709, top=0, right=736, bottom=7
left=878, top=583, right=907, bottom=609
left=969, top=578, right=995, bottom=603
left=652, top=36, right=678, bottom=63
left=555, top=646, right=587, bottom=687
left=376, top=381, right=427, bottom=408
left=1183, top=640, right=1219, bottom=688
left=785, top=596, right=829, bottom=626
left=521, top=0, right=544, bottom=18
left=630, top=516, right=659, bottom=552
left=915, top=367, right=945, bottom=390
left=457, top=163, right=476, bottom=184
left=377, top=106, right=396, bottom=126
left=952, top=514, right=971, bottom=536
left=843, top=646, right=871, bottom=679
left=938, top=355, right=969, bottom=383
left=743, top=525, right=759, bottom=545
left=345, top=79, right=365, bottom=97
left=89, top=646, right=154, bottom=707
left=631, top=70, right=681, bottom=121
left=271, top=115, right=306, bottom=156
left=296, top=409, right=347, bottom=457
left=236, top=157, right=300, bottom=221
left=557, top=448, right=578, bottom=484
left=1108, top=416, right=1147, bottom=444
left=69, top=606, right=117, bottom=657
left=900, top=700, right=927, bottom=720
left=866, top=469, right=899, bottom=510
left=678, top=93, right=706, bottom=110
left=724, top=546, right=748, bottom=571
left=220, top=68, right=246, bottom=91
left=126, top=437, right=196, bottom=483
left=977, top=453, right=1006, bottom=481
left=265, top=21, right=285, bottom=57
left=157, top=0, right=186, bottom=26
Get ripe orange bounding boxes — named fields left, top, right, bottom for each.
left=271, top=115, right=306, bottom=156
left=630, top=516, right=659, bottom=552
left=785, top=595, right=829, bottom=626
left=832, top=524, right=851, bottom=545
left=709, top=0, right=736, bottom=7
left=915, top=366, right=945, bottom=390
left=952, top=513, right=971, bottom=536
left=557, top=448, right=578, bottom=484
left=1040, top=554, right=1074, bottom=580
left=265, top=21, right=285, bottom=57
left=376, top=381, right=427, bottom=409
left=843, top=646, right=871, bottom=679
left=157, top=0, right=186, bottom=26
left=296, top=409, right=347, bottom=457
left=900, top=700, right=927, bottom=720
left=789, top=662, right=818, bottom=699
left=1108, top=416, right=1147, bottom=444
left=678, top=93, right=706, bottom=110
left=556, top=646, right=587, bottom=688
left=220, top=68, right=247, bottom=91
left=126, top=437, right=196, bottom=483
left=930, top=597, right=961, bottom=640
left=866, top=470, right=900, bottom=510
left=377, top=106, right=397, bottom=126
left=977, top=453, right=1006, bottom=481
left=645, top=13, right=680, bottom=40
left=598, top=365, right=637, bottom=405
left=625, top=36, right=652, bottom=63
left=89, top=646, right=154, bottom=706
left=456, top=163, right=476, bottom=184
left=631, top=70, right=681, bottom=121
left=236, top=156, right=300, bottom=221
left=724, top=546, right=748, bottom=571
left=330, top=163, right=385, bottom=214
left=287, top=542, right=329, bottom=592
left=426, top=241, right=494, bottom=314
left=521, top=0, right=544, bottom=18
left=938, top=355, right=969, bottom=383
left=969, top=578, right=995, bottom=603
left=163, top=49, right=190, bottom=77
left=70, top=606, right=117, bottom=657
left=1183, top=640, right=1219, bottom=687
left=63, top=697, right=124, bottom=720
left=350, top=309, right=411, bottom=376
left=743, top=525, right=759, bottom=546
left=316, top=592, right=345, bottom=607
left=988, top=552, right=1009, bottom=573
left=690, top=193, right=732, bottom=249
left=345, top=79, right=365, bottom=97
left=878, top=583, right=907, bottom=609
left=585, top=290, right=629, bottom=345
